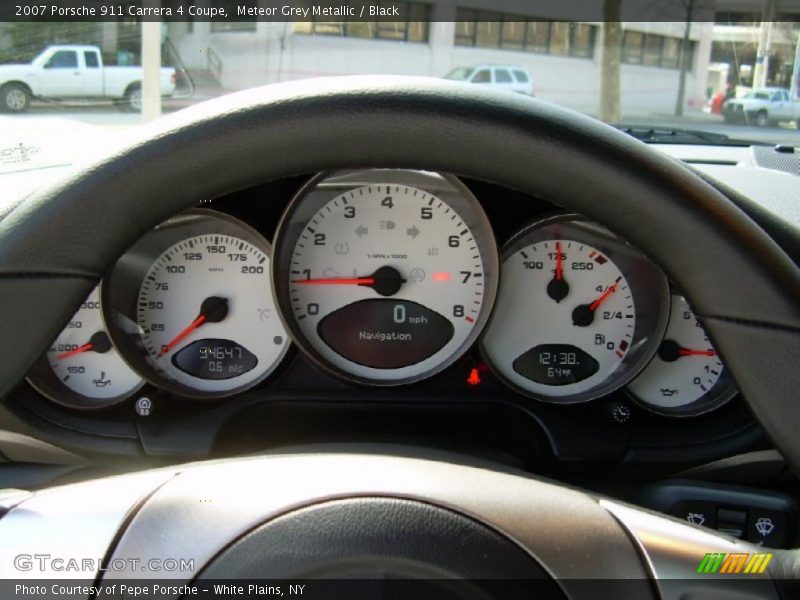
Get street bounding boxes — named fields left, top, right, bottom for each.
left=3, top=98, right=799, bottom=147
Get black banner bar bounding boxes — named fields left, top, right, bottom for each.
left=1, top=0, right=798, bottom=23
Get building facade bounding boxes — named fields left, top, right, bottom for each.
left=173, top=0, right=713, bottom=116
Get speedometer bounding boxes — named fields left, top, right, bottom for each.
left=103, top=210, right=290, bottom=398
left=272, top=170, right=499, bottom=385
left=481, top=215, right=669, bottom=403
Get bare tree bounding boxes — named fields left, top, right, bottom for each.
left=665, top=0, right=714, bottom=116
left=599, top=0, right=623, bottom=123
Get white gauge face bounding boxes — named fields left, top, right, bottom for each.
left=481, top=217, right=669, bottom=403
left=273, top=172, right=498, bottom=384
left=33, top=286, right=143, bottom=408
left=627, top=295, right=735, bottom=414
left=484, top=240, right=634, bottom=398
left=136, top=232, right=289, bottom=394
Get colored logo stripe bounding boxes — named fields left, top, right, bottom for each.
left=697, top=552, right=773, bottom=574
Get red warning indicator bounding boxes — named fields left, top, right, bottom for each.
left=432, top=272, right=451, bottom=282
left=466, top=367, right=482, bottom=386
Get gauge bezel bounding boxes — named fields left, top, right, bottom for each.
left=102, top=208, right=291, bottom=400
left=26, top=286, right=145, bottom=410
left=625, top=293, right=737, bottom=418
left=271, top=169, right=500, bottom=387
left=480, top=213, right=670, bottom=404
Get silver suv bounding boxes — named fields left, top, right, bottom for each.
left=445, top=65, right=535, bottom=96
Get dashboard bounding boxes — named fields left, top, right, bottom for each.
left=14, top=168, right=757, bottom=474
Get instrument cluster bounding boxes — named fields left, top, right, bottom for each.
left=26, top=169, right=737, bottom=420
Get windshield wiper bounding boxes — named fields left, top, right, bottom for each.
left=614, top=125, right=764, bottom=146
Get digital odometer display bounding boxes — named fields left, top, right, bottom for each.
left=173, top=339, right=258, bottom=380
left=272, top=170, right=499, bottom=385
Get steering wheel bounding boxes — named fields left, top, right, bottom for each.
left=1, top=78, right=799, bottom=597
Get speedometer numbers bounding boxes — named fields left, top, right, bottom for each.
left=481, top=216, right=669, bottom=403
left=27, top=285, right=143, bottom=410
left=104, top=210, right=290, bottom=399
left=272, top=170, right=498, bottom=385
left=626, top=295, right=736, bottom=416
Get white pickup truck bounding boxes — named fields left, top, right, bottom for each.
left=0, top=45, right=177, bottom=113
left=722, top=87, right=800, bottom=127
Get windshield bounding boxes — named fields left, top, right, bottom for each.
left=1, top=3, right=798, bottom=169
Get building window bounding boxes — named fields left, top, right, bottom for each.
left=525, top=21, right=550, bottom=53
left=642, top=34, right=662, bottom=66
left=622, top=31, right=692, bottom=70
left=454, top=10, right=597, bottom=60
left=454, top=11, right=477, bottom=46
left=548, top=22, right=569, bottom=56
left=500, top=19, right=525, bottom=51
left=475, top=16, right=502, bottom=49
left=660, top=37, right=680, bottom=68
left=622, top=31, right=644, bottom=64
left=294, top=2, right=431, bottom=43
left=210, top=1, right=256, bottom=32
left=569, top=23, right=595, bottom=58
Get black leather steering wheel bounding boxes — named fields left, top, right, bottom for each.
left=0, top=78, right=799, bottom=594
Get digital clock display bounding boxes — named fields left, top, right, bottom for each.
left=512, top=344, right=599, bottom=386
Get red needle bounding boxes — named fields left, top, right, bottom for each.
left=589, top=281, right=620, bottom=311
left=678, top=349, right=717, bottom=357
left=56, top=343, right=93, bottom=360
left=555, top=241, right=563, bottom=281
left=294, top=278, right=376, bottom=285
left=158, top=315, right=206, bottom=358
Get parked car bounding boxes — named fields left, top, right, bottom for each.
left=722, top=87, right=800, bottom=127
left=444, top=65, right=534, bottom=96
left=0, top=44, right=177, bottom=113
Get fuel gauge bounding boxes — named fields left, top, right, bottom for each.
left=27, top=285, right=144, bottom=409
left=626, top=295, right=736, bottom=416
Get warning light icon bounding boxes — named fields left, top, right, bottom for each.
left=467, top=367, right=482, bottom=386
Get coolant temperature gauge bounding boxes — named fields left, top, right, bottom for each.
left=27, top=286, right=143, bottom=409
left=627, top=295, right=736, bottom=416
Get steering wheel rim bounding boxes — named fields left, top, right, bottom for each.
left=0, top=76, right=799, bottom=468
left=0, top=451, right=787, bottom=598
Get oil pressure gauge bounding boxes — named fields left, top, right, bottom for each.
left=627, top=295, right=736, bottom=416
left=27, top=285, right=144, bottom=409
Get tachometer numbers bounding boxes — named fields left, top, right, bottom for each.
left=272, top=170, right=499, bottom=385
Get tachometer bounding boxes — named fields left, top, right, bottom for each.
left=103, top=210, right=290, bottom=398
left=272, top=170, right=499, bottom=385
left=626, top=295, right=736, bottom=416
left=27, top=285, right=144, bottom=409
left=481, top=215, right=669, bottom=403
